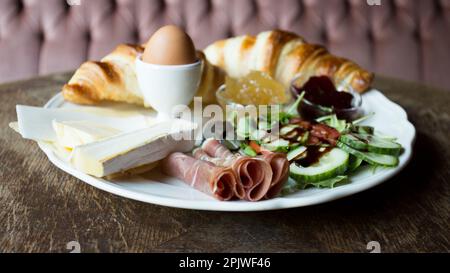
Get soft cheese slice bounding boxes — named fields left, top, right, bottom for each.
left=53, top=120, right=122, bottom=149
left=71, top=120, right=197, bottom=177
left=9, top=122, right=19, bottom=134
left=16, top=105, right=149, bottom=142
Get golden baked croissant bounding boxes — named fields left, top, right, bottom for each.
left=63, top=44, right=224, bottom=106
left=204, top=30, right=373, bottom=93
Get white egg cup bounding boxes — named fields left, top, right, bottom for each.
left=135, top=56, right=202, bottom=121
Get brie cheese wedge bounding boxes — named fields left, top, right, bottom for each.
left=71, top=120, right=197, bottom=177
left=53, top=120, right=121, bottom=149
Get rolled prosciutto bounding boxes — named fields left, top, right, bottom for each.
left=193, top=148, right=245, bottom=199
left=161, top=153, right=237, bottom=201
left=260, top=152, right=290, bottom=198
left=201, top=139, right=273, bottom=201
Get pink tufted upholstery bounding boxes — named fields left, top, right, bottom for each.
left=0, top=0, right=449, bottom=90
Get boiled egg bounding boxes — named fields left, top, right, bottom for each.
left=142, top=25, right=197, bottom=65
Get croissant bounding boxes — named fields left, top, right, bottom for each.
left=63, top=44, right=224, bottom=106
left=204, top=30, right=373, bottom=93
left=64, top=30, right=373, bottom=107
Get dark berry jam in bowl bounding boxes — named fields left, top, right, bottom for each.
left=290, top=75, right=363, bottom=122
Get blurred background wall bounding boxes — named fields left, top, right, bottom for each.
left=0, top=0, right=449, bottom=90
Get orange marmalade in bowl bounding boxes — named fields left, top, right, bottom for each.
left=217, top=71, right=289, bottom=107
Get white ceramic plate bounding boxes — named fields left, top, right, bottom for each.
left=38, top=90, right=415, bottom=211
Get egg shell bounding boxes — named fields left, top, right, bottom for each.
left=143, top=25, right=197, bottom=65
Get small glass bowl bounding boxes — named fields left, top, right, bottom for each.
left=215, top=83, right=292, bottom=107
left=215, top=84, right=288, bottom=117
left=215, top=84, right=242, bottom=110
left=290, top=76, right=364, bottom=121
left=216, top=84, right=290, bottom=126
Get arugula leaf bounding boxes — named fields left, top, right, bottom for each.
left=352, top=112, right=375, bottom=125
left=266, top=92, right=305, bottom=125
left=278, top=112, right=293, bottom=125
left=316, top=113, right=376, bottom=134
left=239, top=142, right=257, bottom=157
left=317, top=114, right=348, bottom=133
left=297, top=175, right=349, bottom=190
left=280, top=178, right=301, bottom=196
left=374, top=132, right=397, bottom=142
left=285, top=91, right=305, bottom=117
left=282, top=176, right=350, bottom=196
left=313, top=176, right=349, bottom=188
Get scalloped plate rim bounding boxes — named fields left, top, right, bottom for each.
left=37, top=90, right=416, bottom=211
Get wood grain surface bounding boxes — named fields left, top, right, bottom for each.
left=0, top=73, right=449, bottom=253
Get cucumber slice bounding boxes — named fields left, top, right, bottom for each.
left=290, top=148, right=349, bottom=182
left=337, top=141, right=399, bottom=167
left=280, top=125, right=298, bottom=136
left=365, top=136, right=402, bottom=156
left=339, top=134, right=368, bottom=150
left=347, top=155, right=363, bottom=172
left=250, top=129, right=268, bottom=141
left=340, top=133, right=402, bottom=156
left=223, top=140, right=241, bottom=151
left=287, top=146, right=307, bottom=162
left=236, top=116, right=256, bottom=139
left=351, top=126, right=374, bottom=135
left=262, top=139, right=290, bottom=152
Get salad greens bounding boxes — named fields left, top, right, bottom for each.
left=222, top=91, right=403, bottom=194
left=281, top=176, right=349, bottom=195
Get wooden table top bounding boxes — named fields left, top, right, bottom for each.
left=0, top=73, right=448, bottom=253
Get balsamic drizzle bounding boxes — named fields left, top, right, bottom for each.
left=294, top=146, right=332, bottom=168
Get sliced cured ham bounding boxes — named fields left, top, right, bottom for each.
left=201, top=139, right=273, bottom=201
left=193, top=148, right=245, bottom=199
left=202, top=139, right=235, bottom=158
left=260, top=152, right=290, bottom=198
left=161, top=152, right=237, bottom=201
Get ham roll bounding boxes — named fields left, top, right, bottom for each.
left=193, top=148, right=245, bottom=199
left=260, top=152, right=290, bottom=198
left=201, top=139, right=273, bottom=201
left=161, top=153, right=237, bottom=201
